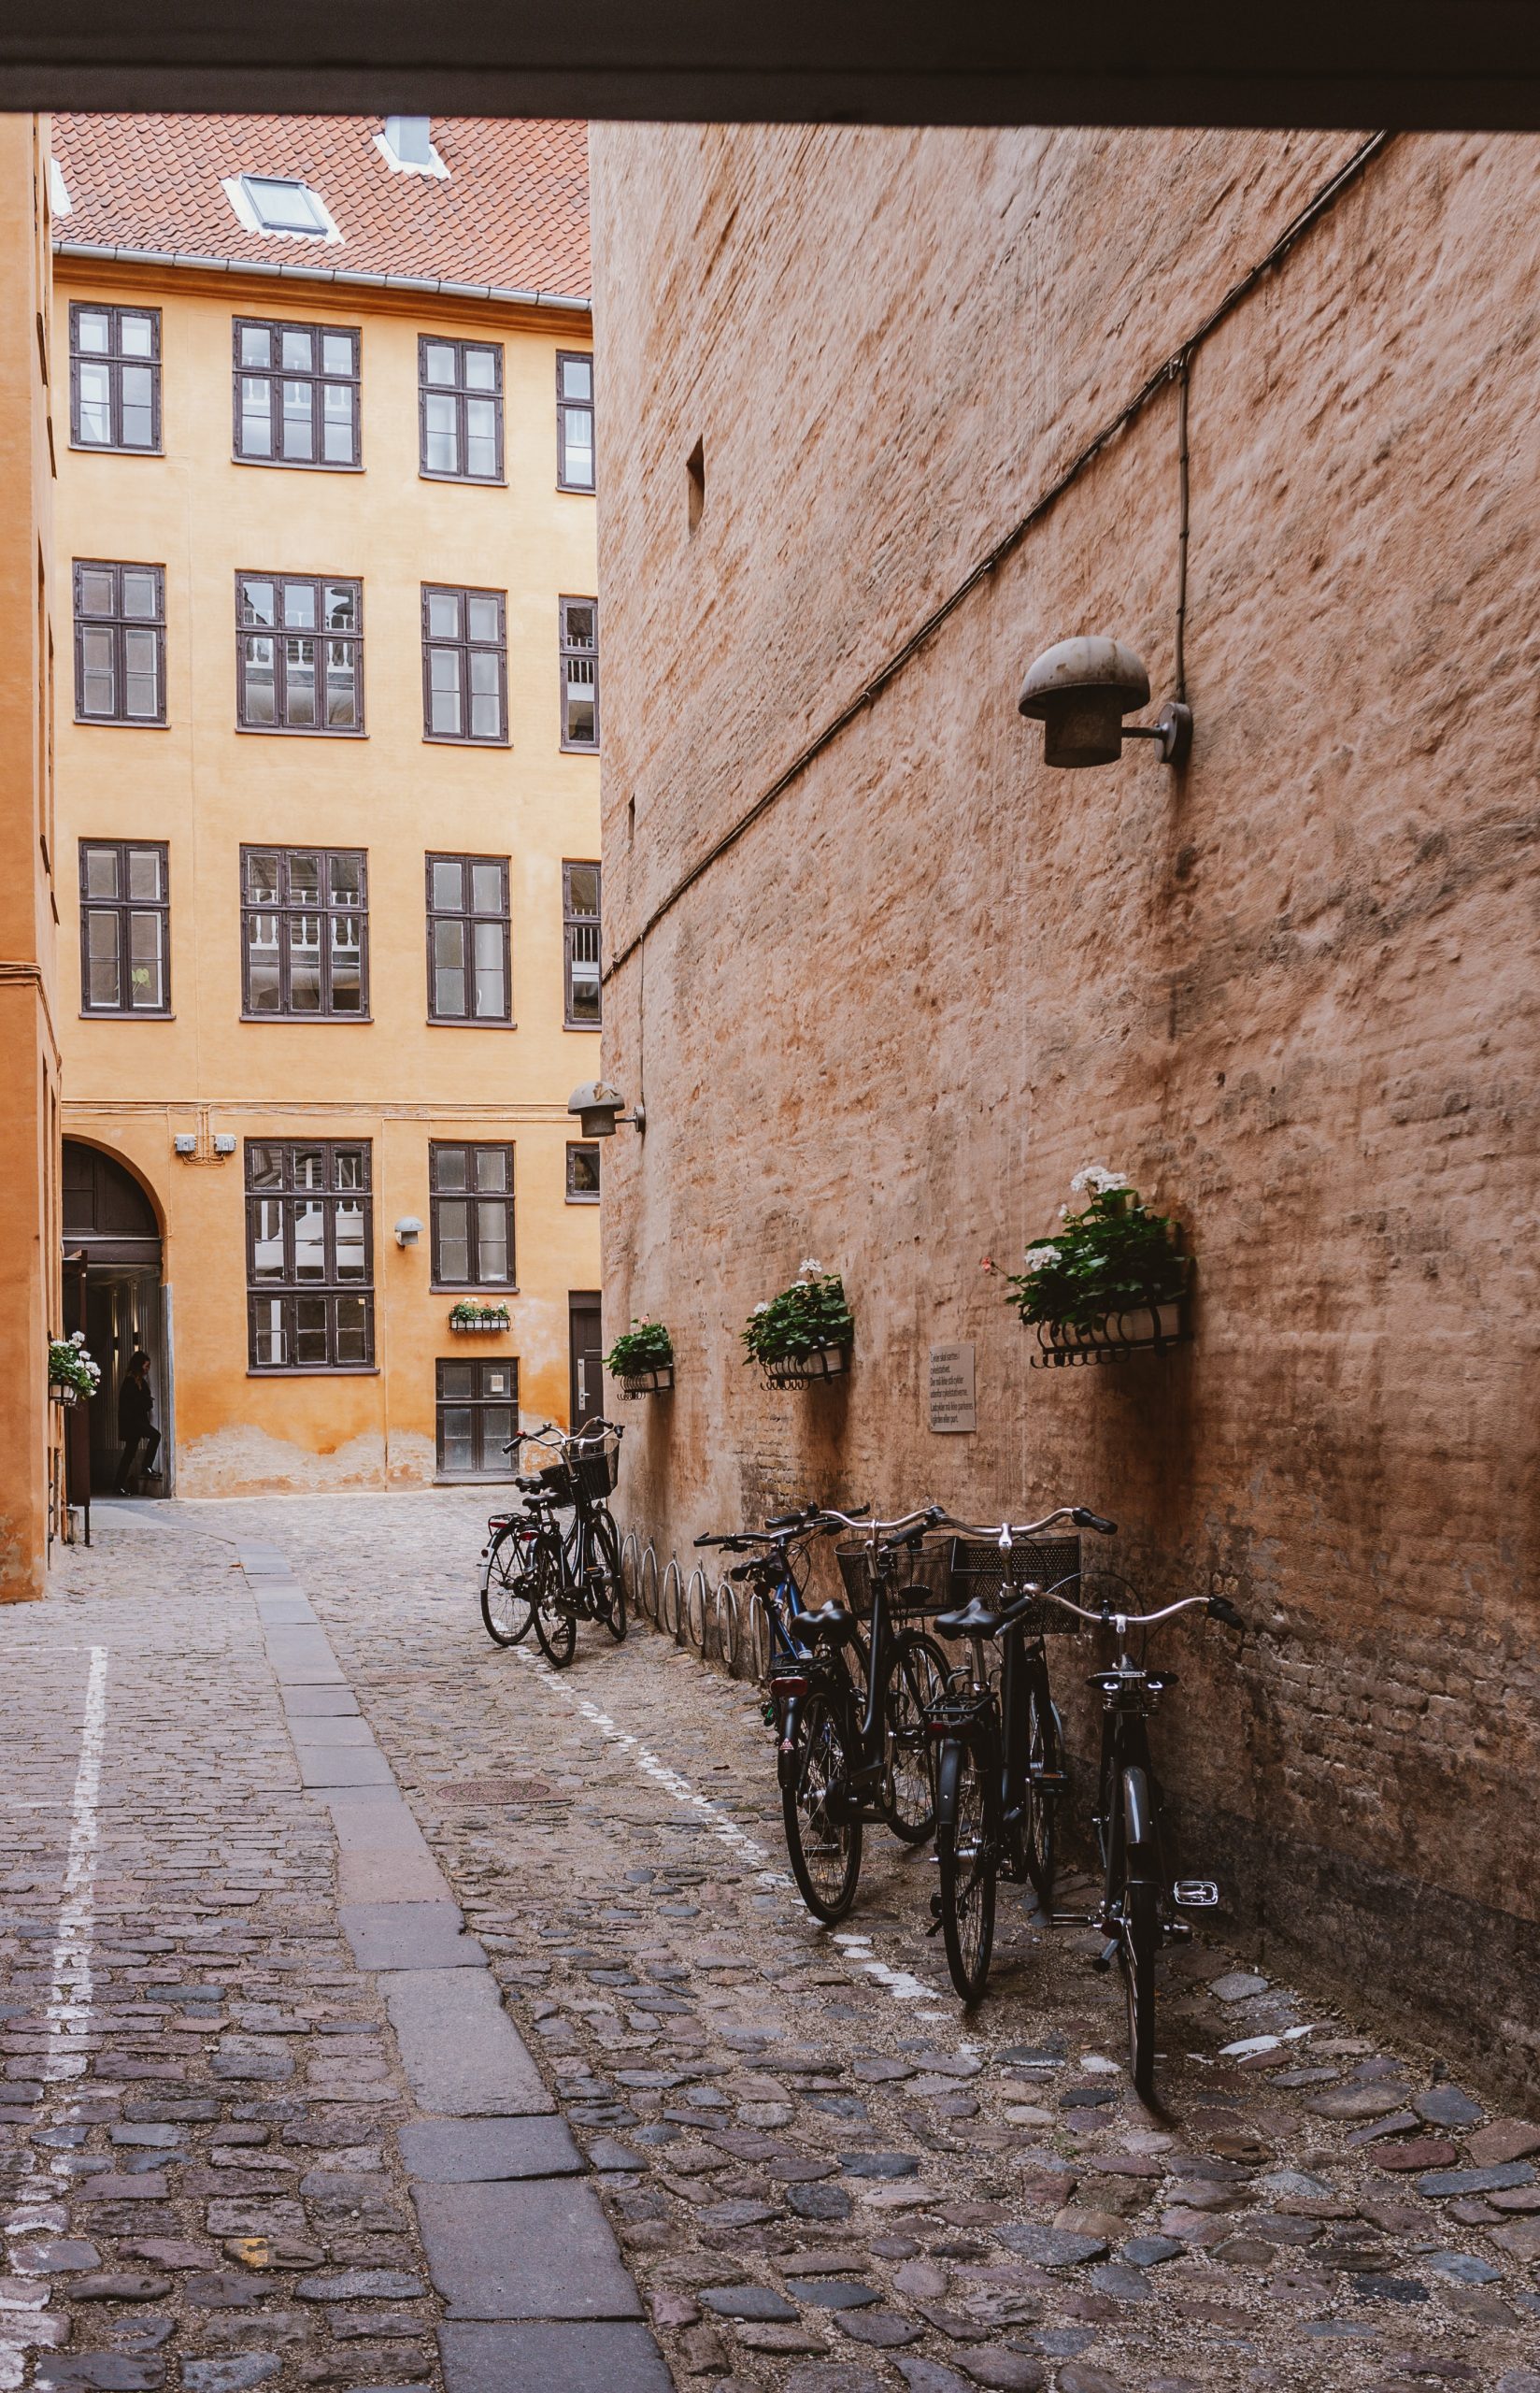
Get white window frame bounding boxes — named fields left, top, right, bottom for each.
left=222, top=174, right=343, bottom=245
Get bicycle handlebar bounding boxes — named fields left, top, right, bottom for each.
left=814, top=1504, right=938, bottom=1540
left=1029, top=1584, right=1245, bottom=1633
left=935, top=1503, right=1115, bottom=1544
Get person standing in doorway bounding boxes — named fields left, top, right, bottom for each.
left=116, top=1350, right=161, bottom=1495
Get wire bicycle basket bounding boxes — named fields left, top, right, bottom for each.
left=834, top=1537, right=953, bottom=1619
left=570, top=1426, right=620, bottom=1501
left=943, top=1535, right=1084, bottom=1633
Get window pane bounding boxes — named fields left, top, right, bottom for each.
left=335, top=1296, right=368, bottom=1364
left=289, top=913, right=322, bottom=1009
left=464, top=347, right=498, bottom=391
left=79, top=626, right=116, bottom=718
left=84, top=846, right=120, bottom=898
left=568, top=1145, right=600, bottom=1198
left=120, top=313, right=155, bottom=359
left=246, top=921, right=281, bottom=1011
left=246, top=852, right=280, bottom=903
left=473, top=919, right=505, bottom=1016
left=247, top=1145, right=286, bottom=1190
left=325, top=642, right=358, bottom=728
left=440, top=1407, right=474, bottom=1473
left=437, top=1197, right=469, bottom=1282
left=435, top=1147, right=469, bottom=1191
left=240, top=324, right=271, bottom=367
left=242, top=637, right=276, bottom=724
left=280, top=328, right=314, bottom=373
left=424, top=343, right=458, bottom=384
left=281, top=582, right=315, bottom=631
left=335, top=1197, right=366, bottom=1279
left=281, top=380, right=314, bottom=460
left=121, top=569, right=159, bottom=620
left=563, top=602, right=596, bottom=650
left=569, top=959, right=601, bottom=1025
left=330, top=915, right=363, bottom=1010
left=128, top=910, right=164, bottom=1008
left=430, top=648, right=463, bottom=737
left=239, top=376, right=272, bottom=454
left=250, top=1197, right=285, bottom=1275
left=325, top=583, right=357, bottom=632
left=289, top=853, right=321, bottom=902
left=86, top=910, right=121, bottom=1007
left=241, top=579, right=277, bottom=627
left=321, top=383, right=354, bottom=463
left=474, top=1147, right=509, bottom=1193
left=560, top=356, right=592, bottom=402
left=424, top=391, right=458, bottom=474
left=127, top=848, right=164, bottom=900
left=120, top=365, right=154, bottom=449
left=469, top=651, right=501, bottom=740
left=481, top=1407, right=514, bottom=1461
left=466, top=595, right=500, bottom=644
left=322, top=333, right=353, bottom=376
left=481, top=1361, right=515, bottom=1399
left=432, top=859, right=464, bottom=911
left=564, top=664, right=596, bottom=744
left=330, top=853, right=363, bottom=904
left=77, top=362, right=112, bottom=445
left=293, top=1197, right=326, bottom=1276
left=78, top=567, right=117, bottom=617
left=465, top=397, right=497, bottom=478
left=433, top=917, right=466, bottom=1015
left=77, top=309, right=110, bottom=353
left=251, top=1297, right=288, bottom=1367
left=470, top=862, right=503, bottom=913
left=334, top=1147, right=366, bottom=1190
left=566, top=866, right=600, bottom=917
left=439, top=1360, right=474, bottom=1399
left=122, top=627, right=160, bottom=721
left=285, top=636, right=317, bottom=725
left=476, top=1201, right=510, bottom=1283
left=563, top=409, right=594, bottom=487
left=427, top=589, right=461, bottom=639
left=294, top=1296, right=329, bottom=1364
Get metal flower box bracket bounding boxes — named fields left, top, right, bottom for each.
left=449, top=1308, right=511, bottom=1334
left=1029, top=1294, right=1191, bottom=1368
left=763, top=1343, right=850, bottom=1390
left=617, top=1364, right=675, bottom=1398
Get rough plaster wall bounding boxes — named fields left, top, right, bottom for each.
left=591, top=124, right=1540, bottom=2079
left=178, top=1424, right=389, bottom=1498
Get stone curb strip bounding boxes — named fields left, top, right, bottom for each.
left=237, top=1542, right=673, bottom=2393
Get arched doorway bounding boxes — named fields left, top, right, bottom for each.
left=62, top=1142, right=170, bottom=1497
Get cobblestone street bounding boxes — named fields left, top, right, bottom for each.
left=6, top=1494, right=1538, bottom=2393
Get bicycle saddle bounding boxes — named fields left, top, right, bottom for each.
left=798, top=1601, right=860, bottom=1646
left=934, top=1597, right=1005, bottom=1640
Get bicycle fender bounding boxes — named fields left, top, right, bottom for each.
left=1122, top=1763, right=1153, bottom=1849
left=777, top=1698, right=803, bottom=1789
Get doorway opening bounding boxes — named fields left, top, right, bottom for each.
left=62, top=1140, right=170, bottom=1497
left=568, top=1289, right=602, bottom=1428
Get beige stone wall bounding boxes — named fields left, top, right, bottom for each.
left=591, top=124, right=1540, bottom=2076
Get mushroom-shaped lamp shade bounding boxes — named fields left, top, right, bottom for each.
left=569, top=1081, right=626, bottom=1138
left=1019, top=636, right=1150, bottom=768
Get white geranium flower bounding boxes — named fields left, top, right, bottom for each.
left=1022, top=1244, right=1062, bottom=1272
left=797, top=1257, right=826, bottom=1279
left=71, top=1329, right=87, bottom=1345
left=752, top=1301, right=771, bottom=1315
left=1071, top=1163, right=1129, bottom=1196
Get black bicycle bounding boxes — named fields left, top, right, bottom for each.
left=478, top=1418, right=625, bottom=1664
left=926, top=1505, right=1116, bottom=2002
left=768, top=1505, right=952, bottom=1923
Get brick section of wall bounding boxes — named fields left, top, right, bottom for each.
left=590, top=124, right=1540, bottom=2083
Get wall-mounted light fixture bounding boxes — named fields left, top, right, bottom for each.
left=568, top=1081, right=647, bottom=1139
left=213, top=1134, right=236, bottom=1156
left=1019, top=637, right=1191, bottom=769
left=173, top=1133, right=197, bottom=1156
left=393, top=1215, right=424, bottom=1248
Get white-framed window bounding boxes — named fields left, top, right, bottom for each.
left=222, top=174, right=342, bottom=244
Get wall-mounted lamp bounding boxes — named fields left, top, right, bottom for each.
left=173, top=1133, right=197, bottom=1156
left=568, top=1081, right=647, bottom=1139
left=213, top=1134, right=236, bottom=1156
left=1019, top=637, right=1191, bottom=769
left=393, top=1215, right=424, bottom=1248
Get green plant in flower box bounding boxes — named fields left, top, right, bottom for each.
left=605, top=1320, right=674, bottom=1377
left=742, top=1262, right=854, bottom=1368
left=1005, top=1167, right=1186, bottom=1331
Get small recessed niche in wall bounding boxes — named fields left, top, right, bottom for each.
left=686, top=437, right=706, bottom=536
left=627, top=795, right=636, bottom=844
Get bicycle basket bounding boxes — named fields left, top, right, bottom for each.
left=571, top=1428, right=620, bottom=1501
left=834, top=1537, right=953, bottom=1618
left=534, top=1459, right=574, bottom=1497
left=944, top=1535, right=1083, bottom=1634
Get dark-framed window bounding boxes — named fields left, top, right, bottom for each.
left=241, top=847, right=368, bottom=1018
left=436, top=1356, right=518, bottom=1478
left=419, top=337, right=504, bottom=483
left=559, top=597, right=599, bottom=749
left=78, top=841, right=170, bottom=1014
left=234, top=318, right=360, bottom=468
left=557, top=351, right=594, bottom=492
left=430, top=1143, right=515, bottom=1288
left=74, top=561, right=165, bottom=725
left=422, top=587, right=507, bottom=744
left=236, top=572, right=364, bottom=734
left=425, top=854, right=510, bottom=1022
left=70, top=303, right=161, bottom=453
left=563, top=861, right=601, bottom=1028
left=566, top=1142, right=600, bottom=1203
left=246, top=1139, right=373, bottom=1371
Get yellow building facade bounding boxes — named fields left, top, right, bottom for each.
left=50, top=116, right=603, bottom=1497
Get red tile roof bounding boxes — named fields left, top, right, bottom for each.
left=50, top=114, right=590, bottom=303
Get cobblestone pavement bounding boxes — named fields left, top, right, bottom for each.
left=9, top=1495, right=1540, bottom=2393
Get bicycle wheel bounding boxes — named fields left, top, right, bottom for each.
left=1119, top=1766, right=1159, bottom=2101
left=935, top=1732, right=998, bottom=2003
left=881, top=1629, right=948, bottom=1843
left=479, top=1524, right=538, bottom=1648
left=533, top=1549, right=577, bottom=1669
left=781, top=1690, right=863, bottom=1923
left=587, top=1510, right=625, bottom=1641
left=1023, top=1663, right=1062, bottom=1904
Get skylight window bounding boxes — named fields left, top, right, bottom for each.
left=376, top=117, right=449, bottom=179
left=221, top=173, right=342, bottom=243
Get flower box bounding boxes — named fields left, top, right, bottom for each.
left=606, top=1320, right=674, bottom=1395
left=763, top=1342, right=850, bottom=1389
left=1007, top=1168, right=1191, bottom=1369
left=449, top=1304, right=511, bottom=1334
left=1030, top=1292, right=1191, bottom=1368
left=616, top=1364, right=675, bottom=1398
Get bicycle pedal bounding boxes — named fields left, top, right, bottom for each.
left=1090, top=1938, right=1119, bottom=1973
left=1173, top=1878, right=1219, bottom=1908
left=1162, top=1918, right=1193, bottom=1942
